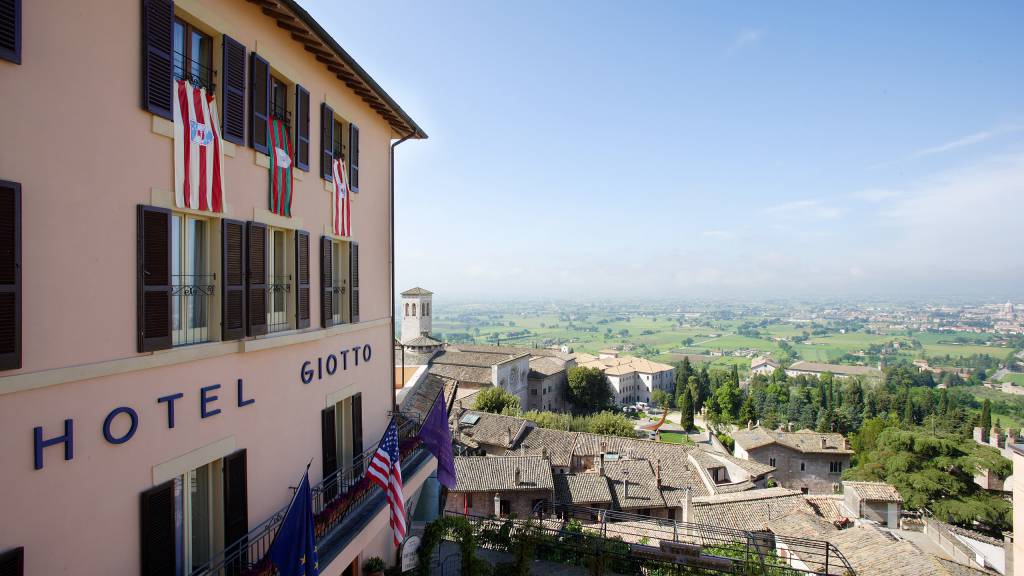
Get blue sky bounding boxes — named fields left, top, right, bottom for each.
left=302, top=0, right=1024, bottom=300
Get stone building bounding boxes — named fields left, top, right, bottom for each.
left=446, top=456, right=554, bottom=518
left=731, top=424, right=853, bottom=494
left=841, top=481, right=902, bottom=528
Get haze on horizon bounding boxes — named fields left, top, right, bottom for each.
left=302, top=0, right=1024, bottom=301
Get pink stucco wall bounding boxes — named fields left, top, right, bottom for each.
left=0, top=0, right=423, bottom=573
left=0, top=0, right=395, bottom=374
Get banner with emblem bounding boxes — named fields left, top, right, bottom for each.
left=172, top=79, right=224, bottom=212
left=331, top=157, right=351, bottom=237
left=269, top=116, right=294, bottom=217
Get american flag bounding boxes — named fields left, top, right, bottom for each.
left=331, top=157, right=351, bottom=236
left=367, top=420, right=406, bottom=546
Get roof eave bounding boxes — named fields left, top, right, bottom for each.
left=274, top=0, right=427, bottom=139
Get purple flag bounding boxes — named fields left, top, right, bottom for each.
left=419, top=390, right=456, bottom=489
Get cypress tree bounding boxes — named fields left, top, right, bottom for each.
left=903, top=396, right=914, bottom=425
left=680, top=386, right=694, bottom=431
left=981, top=399, right=992, bottom=432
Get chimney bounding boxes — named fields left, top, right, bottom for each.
left=844, top=437, right=851, bottom=450
left=600, top=441, right=607, bottom=453
left=820, top=437, right=828, bottom=449
left=655, top=459, right=662, bottom=487
left=1008, top=429, right=1017, bottom=445
left=990, top=426, right=1001, bottom=448
left=623, top=475, right=630, bottom=499
left=680, top=487, right=692, bottom=525
left=514, top=467, right=522, bottom=485
left=747, top=420, right=753, bottom=431
left=787, top=422, right=794, bottom=433
left=542, top=446, right=549, bottom=460
left=507, top=426, right=513, bottom=446
left=598, top=453, right=605, bottom=476
left=494, top=493, right=502, bottom=517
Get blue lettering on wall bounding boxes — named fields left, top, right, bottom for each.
left=363, top=344, right=372, bottom=363
left=34, top=419, right=73, bottom=470
left=351, top=345, right=362, bottom=366
left=103, top=406, right=139, bottom=444
left=326, top=354, right=337, bottom=375
left=200, top=384, right=221, bottom=418
left=301, top=360, right=314, bottom=384
left=237, top=379, right=255, bottom=407
left=298, top=342, right=372, bottom=385
left=158, top=392, right=184, bottom=428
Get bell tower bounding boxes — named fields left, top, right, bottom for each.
left=400, top=287, right=433, bottom=343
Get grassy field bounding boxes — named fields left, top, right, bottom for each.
left=962, top=385, right=1024, bottom=429
left=657, top=431, right=693, bottom=445
left=431, top=309, right=1014, bottom=376
left=1002, top=373, right=1024, bottom=386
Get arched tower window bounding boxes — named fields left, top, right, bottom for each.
left=412, top=303, right=417, bottom=316
left=404, top=303, right=409, bottom=316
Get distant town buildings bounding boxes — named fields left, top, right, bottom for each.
left=750, top=356, right=780, bottom=376
left=399, top=287, right=443, bottom=353
left=731, top=424, right=853, bottom=494
left=576, top=351, right=675, bottom=405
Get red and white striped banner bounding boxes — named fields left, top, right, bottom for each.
left=173, top=80, right=224, bottom=212
left=332, top=157, right=351, bottom=236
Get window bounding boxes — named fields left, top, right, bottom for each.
left=0, top=0, right=21, bottom=64
left=466, top=493, right=473, bottom=508
left=170, top=214, right=214, bottom=346
left=270, top=75, right=289, bottom=125
left=321, top=238, right=352, bottom=327
left=321, top=394, right=364, bottom=498
left=800, top=461, right=806, bottom=471
left=412, top=303, right=417, bottom=316
left=0, top=180, right=20, bottom=370
left=172, top=18, right=213, bottom=91
left=404, top=303, right=409, bottom=317
left=139, top=450, right=248, bottom=576
left=769, top=457, right=776, bottom=467
left=332, top=119, right=346, bottom=165
left=266, top=227, right=293, bottom=333
left=829, top=461, right=843, bottom=474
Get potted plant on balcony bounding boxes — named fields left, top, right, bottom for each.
left=363, top=556, right=386, bottom=576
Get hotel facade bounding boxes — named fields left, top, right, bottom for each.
left=0, top=1, right=431, bottom=574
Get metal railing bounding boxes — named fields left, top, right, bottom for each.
left=192, top=412, right=425, bottom=576
left=523, top=502, right=854, bottom=575
left=172, top=274, right=215, bottom=346
left=266, top=275, right=291, bottom=334
left=271, top=103, right=291, bottom=128
left=174, top=51, right=216, bottom=93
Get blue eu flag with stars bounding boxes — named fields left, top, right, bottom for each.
left=268, top=469, right=319, bottom=576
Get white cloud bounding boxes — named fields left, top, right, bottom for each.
left=850, top=188, right=903, bottom=203
left=726, top=29, right=764, bottom=56
left=703, top=229, right=735, bottom=239
left=910, top=125, right=1024, bottom=159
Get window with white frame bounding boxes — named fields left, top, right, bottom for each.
left=266, top=227, right=293, bottom=333
left=171, top=213, right=215, bottom=346
left=181, top=459, right=224, bottom=572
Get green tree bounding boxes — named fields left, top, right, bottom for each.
left=738, top=394, right=757, bottom=426
left=715, top=380, right=742, bottom=423
left=980, top=399, right=992, bottom=433
left=651, top=389, right=670, bottom=409
left=474, top=386, right=521, bottom=415
left=566, top=366, right=614, bottom=414
left=679, top=386, right=694, bottom=431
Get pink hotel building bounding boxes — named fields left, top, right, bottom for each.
left=0, top=0, right=433, bottom=574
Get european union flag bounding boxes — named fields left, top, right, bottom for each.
left=268, top=469, right=319, bottom=576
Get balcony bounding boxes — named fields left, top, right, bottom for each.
left=173, top=52, right=216, bottom=93
left=172, top=274, right=215, bottom=347
left=270, top=103, right=291, bottom=129
left=266, top=275, right=291, bottom=334
left=190, top=412, right=428, bottom=576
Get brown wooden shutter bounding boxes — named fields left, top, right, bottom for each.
left=246, top=222, right=267, bottom=336
left=0, top=181, right=20, bottom=371
left=249, top=53, right=270, bottom=154
left=348, top=123, right=359, bottom=192
left=223, top=449, right=249, bottom=574
left=320, top=236, right=333, bottom=328
left=220, top=35, right=246, bottom=145
left=320, top=103, right=334, bottom=181
left=294, top=85, right=310, bottom=171
left=349, top=242, right=359, bottom=323
left=295, top=230, right=310, bottom=329
left=139, top=480, right=175, bottom=576
left=351, top=393, right=363, bottom=474
left=221, top=219, right=246, bottom=341
left=321, top=405, right=338, bottom=500
left=141, top=0, right=173, bottom=119
left=137, top=205, right=172, bottom=352
left=0, top=0, right=21, bottom=65
left=0, top=547, right=23, bottom=576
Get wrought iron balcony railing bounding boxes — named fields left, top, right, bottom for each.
left=271, top=103, right=291, bottom=128
left=191, top=412, right=426, bottom=576
left=266, top=275, right=292, bottom=334
left=173, top=51, right=216, bottom=93
left=172, top=273, right=215, bottom=347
